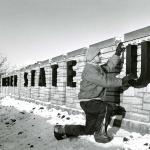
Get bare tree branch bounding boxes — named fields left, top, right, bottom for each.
left=0, top=54, right=8, bottom=75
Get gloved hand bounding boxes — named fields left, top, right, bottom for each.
left=128, top=79, right=135, bottom=86
left=122, top=74, right=136, bottom=87
left=122, top=76, right=130, bottom=87
left=115, top=42, right=125, bottom=56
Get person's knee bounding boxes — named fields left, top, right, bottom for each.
left=113, top=105, right=126, bottom=118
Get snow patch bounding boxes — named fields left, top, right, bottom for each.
left=0, top=96, right=150, bottom=150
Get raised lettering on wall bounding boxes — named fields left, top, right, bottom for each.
left=6, top=77, right=10, bottom=86
left=2, top=78, right=5, bottom=86
left=24, top=72, right=28, bottom=87
left=10, top=76, right=13, bottom=86
left=38, top=68, right=46, bottom=86
left=31, top=70, right=36, bottom=86
left=126, top=41, right=150, bottom=88
left=51, top=64, right=58, bottom=87
left=14, top=75, right=17, bottom=87
left=67, top=60, right=77, bottom=87
left=126, top=44, right=137, bottom=77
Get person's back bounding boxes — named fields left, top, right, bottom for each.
left=78, top=63, right=105, bottom=100
left=78, top=50, right=123, bottom=101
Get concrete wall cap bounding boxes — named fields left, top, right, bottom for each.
left=51, top=55, right=66, bottom=62
left=67, top=47, right=87, bottom=58
left=90, top=37, right=116, bottom=49
left=124, top=26, right=150, bottom=42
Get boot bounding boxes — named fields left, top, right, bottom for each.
left=54, top=125, right=67, bottom=140
left=94, top=106, right=113, bottom=143
left=110, top=105, right=126, bottom=128
left=94, top=117, right=113, bottom=143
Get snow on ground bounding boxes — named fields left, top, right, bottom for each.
left=0, top=96, right=150, bottom=150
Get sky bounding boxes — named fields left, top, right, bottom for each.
left=0, top=0, right=150, bottom=66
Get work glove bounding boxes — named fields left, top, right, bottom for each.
left=115, top=42, right=125, bottom=56
left=122, top=74, right=136, bottom=91
left=122, top=76, right=130, bottom=87
left=128, top=79, right=136, bottom=87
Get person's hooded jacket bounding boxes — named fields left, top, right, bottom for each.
left=78, top=54, right=122, bottom=102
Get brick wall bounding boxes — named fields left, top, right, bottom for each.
left=66, top=48, right=87, bottom=109
left=50, top=55, right=67, bottom=105
left=120, top=27, right=150, bottom=126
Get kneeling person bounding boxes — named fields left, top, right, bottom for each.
left=54, top=42, right=130, bottom=143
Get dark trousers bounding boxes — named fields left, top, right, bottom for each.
left=65, top=100, right=113, bottom=137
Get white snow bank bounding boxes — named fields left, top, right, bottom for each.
left=0, top=96, right=85, bottom=125
left=0, top=96, right=150, bottom=150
